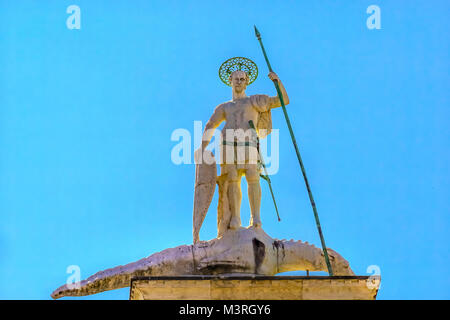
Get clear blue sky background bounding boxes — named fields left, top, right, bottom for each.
left=0, top=0, right=448, bottom=300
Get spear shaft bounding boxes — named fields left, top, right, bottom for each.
left=254, top=25, right=334, bottom=276
left=248, top=120, right=281, bottom=222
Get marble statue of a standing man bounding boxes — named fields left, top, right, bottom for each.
left=194, top=60, right=289, bottom=240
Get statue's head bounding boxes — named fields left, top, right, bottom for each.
left=229, top=70, right=249, bottom=93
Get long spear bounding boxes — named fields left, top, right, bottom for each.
left=254, top=25, right=334, bottom=276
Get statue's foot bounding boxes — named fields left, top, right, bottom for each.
left=251, top=218, right=262, bottom=228
left=229, top=217, right=240, bottom=229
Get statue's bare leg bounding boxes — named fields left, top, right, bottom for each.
left=245, top=165, right=262, bottom=228
left=226, top=164, right=242, bottom=229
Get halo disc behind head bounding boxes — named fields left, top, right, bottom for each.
left=219, top=57, right=258, bottom=86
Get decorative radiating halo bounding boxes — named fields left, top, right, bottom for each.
left=218, top=57, right=258, bottom=86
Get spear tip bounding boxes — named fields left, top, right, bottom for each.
left=254, top=25, right=261, bottom=39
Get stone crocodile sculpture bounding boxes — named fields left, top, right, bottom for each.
left=51, top=227, right=354, bottom=299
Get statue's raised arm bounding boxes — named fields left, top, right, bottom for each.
left=267, top=71, right=289, bottom=108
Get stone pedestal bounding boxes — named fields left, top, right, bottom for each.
left=129, top=275, right=380, bottom=300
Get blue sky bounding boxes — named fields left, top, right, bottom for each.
left=0, top=0, right=448, bottom=299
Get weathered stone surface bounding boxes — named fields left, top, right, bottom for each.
left=130, top=276, right=380, bottom=300
left=51, top=227, right=354, bottom=299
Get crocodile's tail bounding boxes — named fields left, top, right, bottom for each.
left=276, top=239, right=355, bottom=276
left=51, top=245, right=195, bottom=299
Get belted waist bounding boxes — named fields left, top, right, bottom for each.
left=222, top=141, right=258, bottom=148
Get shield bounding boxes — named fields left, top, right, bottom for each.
left=193, top=150, right=217, bottom=243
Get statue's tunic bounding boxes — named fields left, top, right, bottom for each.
left=218, top=94, right=272, bottom=169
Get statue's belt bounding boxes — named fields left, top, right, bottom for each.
left=222, top=141, right=258, bottom=148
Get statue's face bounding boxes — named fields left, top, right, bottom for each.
left=230, top=71, right=248, bottom=92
